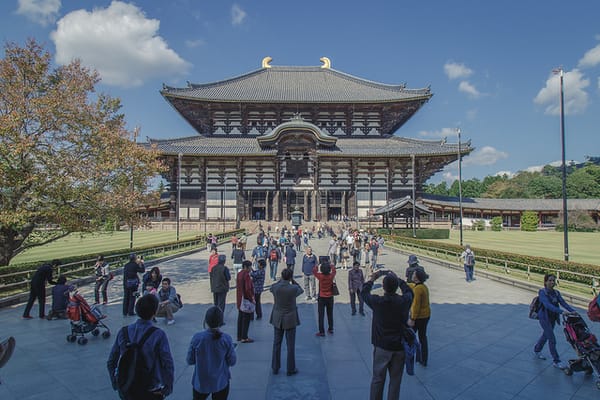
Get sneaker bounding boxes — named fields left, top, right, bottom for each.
left=351, top=310, right=356, bottom=316
left=167, top=319, right=175, bottom=325
left=327, top=329, right=334, bottom=335
left=22, top=315, right=33, bottom=320
left=315, top=332, right=325, bottom=337
left=533, top=351, right=546, bottom=360
left=553, top=361, right=567, bottom=369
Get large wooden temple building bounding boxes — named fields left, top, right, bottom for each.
left=149, top=57, right=471, bottom=223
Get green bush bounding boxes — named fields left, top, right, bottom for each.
left=491, top=216, right=503, bottom=231
left=379, top=228, right=449, bottom=239
left=472, top=220, right=486, bottom=231
left=521, top=211, right=539, bottom=231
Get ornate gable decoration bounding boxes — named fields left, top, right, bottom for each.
left=257, top=115, right=337, bottom=149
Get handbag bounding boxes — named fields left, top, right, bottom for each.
left=125, top=278, right=139, bottom=289
left=240, top=298, right=255, bottom=314
left=332, top=281, right=340, bottom=296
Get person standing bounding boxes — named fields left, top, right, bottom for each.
left=231, top=244, right=245, bottom=275
left=270, top=268, right=303, bottom=376
left=348, top=261, right=365, bottom=316
left=93, top=255, right=111, bottom=305
left=107, top=294, right=174, bottom=399
left=23, top=259, right=61, bottom=319
left=313, top=262, right=336, bottom=336
left=122, top=253, right=145, bottom=317
left=268, top=241, right=282, bottom=281
left=210, top=255, right=231, bottom=314
left=301, top=247, right=318, bottom=301
left=327, top=236, right=338, bottom=267
left=236, top=261, right=255, bottom=343
left=362, top=270, right=414, bottom=400
left=460, top=244, right=476, bottom=282
left=250, top=259, right=266, bottom=319
left=251, top=243, right=266, bottom=270
left=208, top=248, right=219, bottom=273
left=187, top=306, right=236, bottom=400
left=370, top=237, right=379, bottom=269
left=533, top=273, right=576, bottom=369
left=405, top=255, right=423, bottom=283
left=284, top=243, right=297, bottom=274
left=408, top=269, right=430, bottom=367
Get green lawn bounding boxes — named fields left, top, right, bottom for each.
left=11, top=230, right=202, bottom=265
left=433, top=230, right=600, bottom=266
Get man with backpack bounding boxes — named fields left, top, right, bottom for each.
left=460, top=244, right=476, bottom=282
left=251, top=244, right=266, bottom=270
left=107, top=293, right=174, bottom=400
left=268, top=241, right=282, bottom=281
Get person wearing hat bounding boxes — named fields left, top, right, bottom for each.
left=405, top=255, right=424, bottom=283
left=187, top=306, right=237, bottom=399
left=209, top=254, right=231, bottom=314
left=408, top=269, right=431, bottom=367
left=122, top=253, right=145, bottom=317
left=23, top=259, right=61, bottom=319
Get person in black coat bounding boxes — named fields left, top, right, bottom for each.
left=23, top=259, right=61, bottom=319
left=122, top=253, right=145, bottom=316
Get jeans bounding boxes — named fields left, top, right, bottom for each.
left=94, top=278, right=109, bottom=303
left=317, top=296, right=334, bottom=333
left=534, top=318, right=560, bottom=362
left=370, top=346, right=405, bottom=400
left=270, top=261, right=279, bottom=280
left=350, top=289, right=364, bottom=314
left=464, top=264, right=474, bottom=281
left=303, top=274, right=316, bottom=298
left=272, top=327, right=296, bottom=373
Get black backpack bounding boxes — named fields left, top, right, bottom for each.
left=115, top=326, right=158, bottom=399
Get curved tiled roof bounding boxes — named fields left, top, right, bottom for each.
left=422, top=194, right=600, bottom=211
left=147, top=136, right=465, bottom=157
left=161, top=66, right=432, bottom=103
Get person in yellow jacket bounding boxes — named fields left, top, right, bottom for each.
left=408, top=268, right=430, bottom=367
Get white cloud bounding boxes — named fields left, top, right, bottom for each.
left=444, top=62, right=473, bottom=80
left=494, top=170, right=514, bottom=178
left=16, top=0, right=60, bottom=26
left=417, top=127, right=457, bottom=139
left=463, top=146, right=508, bottom=166
left=231, top=4, right=246, bottom=25
left=185, top=39, right=205, bottom=48
left=524, top=164, right=544, bottom=173
left=458, top=81, right=481, bottom=98
left=533, top=69, right=589, bottom=115
left=50, top=1, right=190, bottom=87
left=442, top=171, right=458, bottom=183
left=579, top=42, right=600, bottom=68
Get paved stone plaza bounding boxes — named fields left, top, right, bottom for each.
left=0, top=235, right=598, bottom=399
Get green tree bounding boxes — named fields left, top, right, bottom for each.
left=491, top=216, right=503, bottom=231
left=520, top=211, right=539, bottom=232
left=0, top=40, right=165, bottom=265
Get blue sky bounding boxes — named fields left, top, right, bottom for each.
left=2, top=0, right=600, bottom=183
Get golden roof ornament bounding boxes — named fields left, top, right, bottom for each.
left=262, top=56, right=272, bottom=68
left=320, top=57, right=331, bottom=69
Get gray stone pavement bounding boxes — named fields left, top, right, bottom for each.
left=1, top=235, right=599, bottom=399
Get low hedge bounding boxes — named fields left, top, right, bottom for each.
left=378, top=228, right=449, bottom=240
left=386, top=235, right=600, bottom=285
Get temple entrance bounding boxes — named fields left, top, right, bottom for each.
left=286, top=191, right=310, bottom=221
left=328, top=207, right=342, bottom=221
left=252, top=207, right=265, bottom=220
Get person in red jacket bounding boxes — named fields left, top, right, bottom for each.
left=236, top=261, right=255, bottom=343
left=313, top=260, right=336, bottom=336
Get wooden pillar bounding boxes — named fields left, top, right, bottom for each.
left=304, top=191, right=309, bottom=221
left=273, top=190, right=280, bottom=221
left=312, top=191, right=318, bottom=221
left=342, top=191, right=347, bottom=218
left=266, top=191, right=270, bottom=221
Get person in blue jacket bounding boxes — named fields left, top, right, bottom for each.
left=187, top=306, right=236, bottom=400
left=533, top=273, right=576, bottom=369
